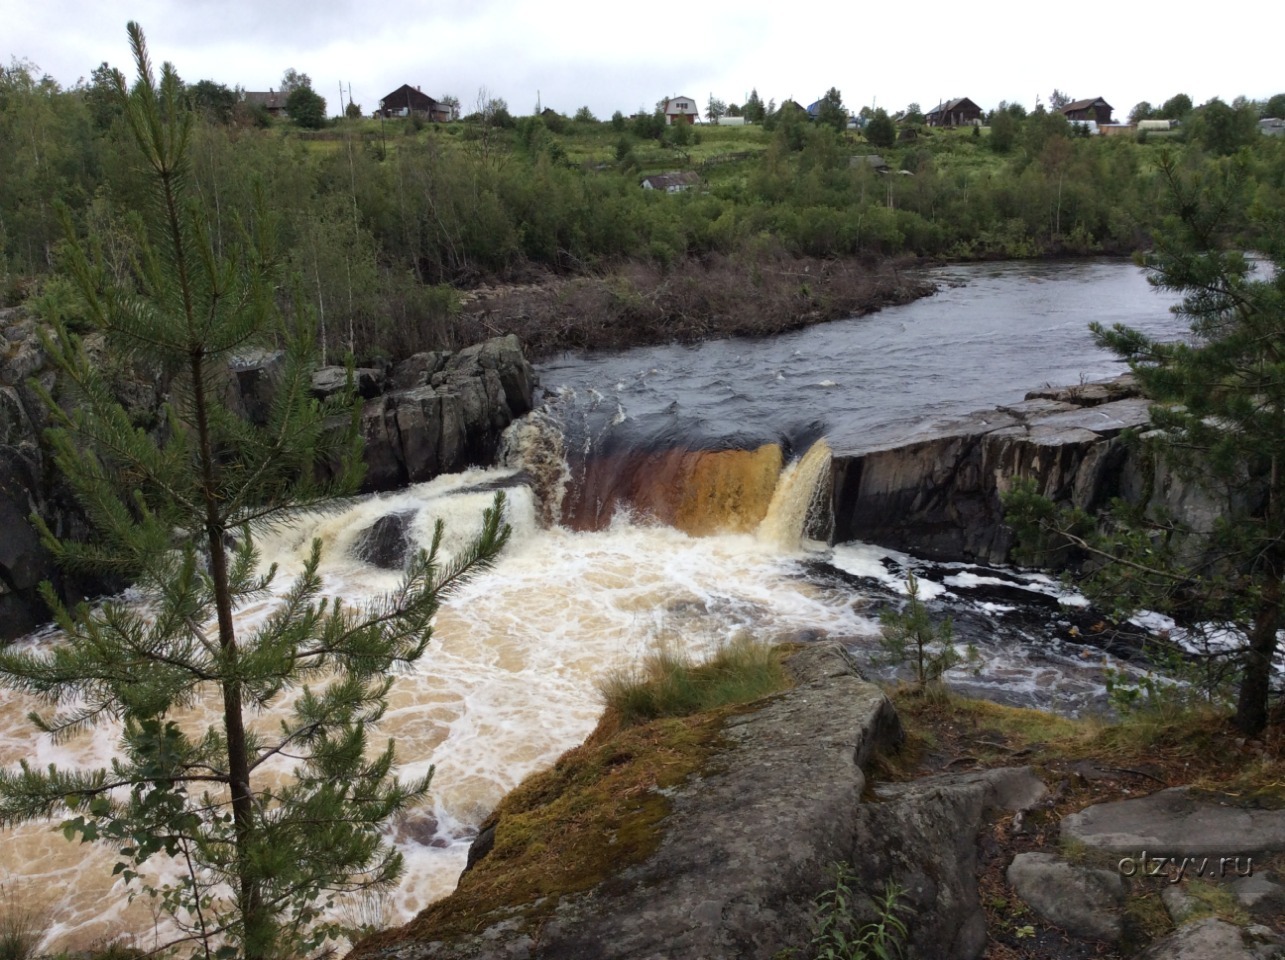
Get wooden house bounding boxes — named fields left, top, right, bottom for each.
left=925, top=98, right=983, bottom=127
left=241, top=90, right=288, bottom=118
left=662, top=96, right=700, bottom=125
left=380, top=84, right=451, bottom=122
left=1060, top=97, right=1113, bottom=125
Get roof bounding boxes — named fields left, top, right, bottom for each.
left=927, top=98, right=979, bottom=115
left=1060, top=97, right=1112, bottom=114
left=663, top=96, right=699, bottom=114
left=641, top=171, right=701, bottom=190
left=381, top=84, right=439, bottom=110
left=242, top=91, right=286, bottom=110
left=849, top=155, right=890, bottom=170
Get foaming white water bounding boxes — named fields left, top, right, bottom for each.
left=1, top=455, right=1161, bottom=951
left=0, top=464, right=880, bottom=952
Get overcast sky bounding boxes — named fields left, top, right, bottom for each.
left=10, top=0, right=1279, bottom=122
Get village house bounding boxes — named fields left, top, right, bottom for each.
left=662, top=96, right=700, bottom=125
left=641, top=171, right=701, bottom=193
left=1060, top=97, right=1114, bottom=125
left=240, top=90, right=288, bottom=118
left=379, top=84, right=451, bottom=122
left=925, top=98, right=983, bottom=127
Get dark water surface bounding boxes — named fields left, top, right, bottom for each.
left=535, top=259, right=1184, bottom=454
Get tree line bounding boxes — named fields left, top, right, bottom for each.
left=3, top=58, right=1284, bottom=366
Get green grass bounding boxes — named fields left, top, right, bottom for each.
left=0, top=885, right=44, bottom=960
left=597, top=635, right=790, bottom=728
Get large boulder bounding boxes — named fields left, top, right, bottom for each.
left=1006, top=851, right=1124, bottom=941
left=354, top=646, right=1047, bottom=960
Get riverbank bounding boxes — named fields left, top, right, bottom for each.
left=351, top=645, right=1285, bottom=960
left=455, top=252, right=933, bottom=361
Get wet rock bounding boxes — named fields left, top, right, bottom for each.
left=353, top=511, right=418, bottom=570
left=357, top=336, right=536, bottom=493
left=445, top=334, right=536, bottom=422
left=0, top=309, right=539, bottom=641
left=1006, top=851, right=1123, bottom=941
left=360, top=398, right=408, bottom=492
left=0, top=447, right=52, bottom=637
left=228, top=349, right=285, bottom=425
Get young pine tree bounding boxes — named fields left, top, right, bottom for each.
left=1007, top=152, right=1284, bottom=734
left=0, top=23, right=509, bottom=958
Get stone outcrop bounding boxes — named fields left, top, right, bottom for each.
left=0, top=305, right=536, bottom=642
left=354, top=335, right=536, bottom=491
left=355, top=646, right=1047, bottom=960
left=829, top=376, right=1191, bottom=564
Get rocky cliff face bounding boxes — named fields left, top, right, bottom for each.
left=352, top=336, right=536, bottom=491
left=0, top=307, right=536, bottom=642
left=829, top=376, right=1175, bottom=564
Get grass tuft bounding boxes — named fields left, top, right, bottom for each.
left=596, top=635, right=789, bottom=730
left=0, top=884, right=44, bottom=960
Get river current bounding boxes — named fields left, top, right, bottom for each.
left=0, top=259, right=1184, bottom=952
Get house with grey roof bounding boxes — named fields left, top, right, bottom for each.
left=641, top=171, right=701, bottom=192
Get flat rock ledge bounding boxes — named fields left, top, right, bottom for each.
left=1054, top=788, right=1285, bottom=958
left=1137, top=918, right=1284, bottom=960
left=354, top=646, right=1046, bottom=960
left=1061, top=787, right=1285, bottom=858
left=825, top=374, right=1240, bottom=570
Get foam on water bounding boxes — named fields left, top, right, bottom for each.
left=0, top=462, right=885, bottom=951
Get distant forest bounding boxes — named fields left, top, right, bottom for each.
left=3, top=61, right=1283, bottom=360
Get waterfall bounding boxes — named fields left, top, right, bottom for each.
left=756, top=439, right=833, bottom=549
left=501, top=395, right=832, bottom=543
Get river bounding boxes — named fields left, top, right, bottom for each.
left=0, top=259, right=1184, bottom=953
